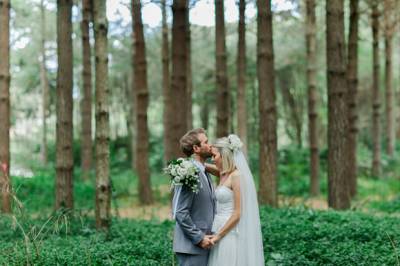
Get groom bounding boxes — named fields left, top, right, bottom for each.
left=173, top=128, right=216, bottom=266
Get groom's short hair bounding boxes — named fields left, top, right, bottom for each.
left=180, top=128, right=206, bottom=157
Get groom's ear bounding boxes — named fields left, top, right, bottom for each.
left=193, top=144, right=200, bottom=153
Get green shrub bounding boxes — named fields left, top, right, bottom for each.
left=1, top=207, right=399, bottom=265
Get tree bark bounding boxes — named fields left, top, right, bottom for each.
left=346, top=0, right=359, bottom=198
left=215, top=0, right=230, bottom=137
left=186, top=3, right=192, bottom=130
left=0, top=0, right=11, bottom=213
left=40, top=0, right=49, bottom=165
left=93, top=0, right=111, bottom=229
left=326, top=0, right=351, bottom=209
left=237, top=0, right=247, bottom=154
left=257, top=0, right=278, bottom=207
left=80, top=0, right=93, bottom=179
left=132, top=0, right=153, bottom=205
left=168, top=0, right=188, bottom=159
left=306, top=0, right=319, bottom=196
left=384, top=0, right=395, bottom=157
left=55, top=0, right=74, bottom=210
left=161, top=0, right=172, bottom=162
left=371, top=0, right=381, bottom=177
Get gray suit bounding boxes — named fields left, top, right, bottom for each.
left=173, top=161, right=216, bottom=266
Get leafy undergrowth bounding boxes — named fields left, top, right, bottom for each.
left=1, top=207, right=399, bottom=265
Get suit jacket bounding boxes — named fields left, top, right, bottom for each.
left=173, top=160, right=216, bottom=255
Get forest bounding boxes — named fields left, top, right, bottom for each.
left=0, top=0, right=399, bottom=265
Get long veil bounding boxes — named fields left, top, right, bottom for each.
left=234, top=150, right=265, bottom=265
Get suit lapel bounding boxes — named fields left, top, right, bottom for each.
left=198, top=169, right=212, bottom=197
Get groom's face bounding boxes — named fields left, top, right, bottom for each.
left=193, top=133, right=212, bottom=158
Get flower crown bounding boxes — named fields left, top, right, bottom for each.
left=227, top=134, right=243, bottom=152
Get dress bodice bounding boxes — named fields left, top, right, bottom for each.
left=212, top=186, right=237, bottom=234
left=215, top=186, right=234, bottom=217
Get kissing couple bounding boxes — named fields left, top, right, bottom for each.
left=172, top=128, right=264, bottom=266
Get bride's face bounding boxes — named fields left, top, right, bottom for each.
left=211, top=147, right=222, bottom=169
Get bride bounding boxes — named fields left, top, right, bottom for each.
left=205, top=134, right=264, bottom=266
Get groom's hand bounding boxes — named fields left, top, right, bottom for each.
left=199, top=235, right=214, bottom=249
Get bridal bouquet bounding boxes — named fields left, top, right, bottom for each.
left=164, top=158, right=201, bottom=193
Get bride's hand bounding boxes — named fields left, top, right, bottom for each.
left=209, top=234, right=221, bottom=245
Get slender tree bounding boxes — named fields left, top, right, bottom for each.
left=371, top=0, right=381, bottom=177
left=161, top=0, right=172, bottom=162
left=237, top=0, right=247, bottom=154
left=93, top=0, right=111, bottom=229
left=383, top=0, right=396, bottom=157
left=132, top=0, right=153, bottom=204
left=55, top=0, right=74, bottom=210
left=257, top=0, right=278, bottom=207
left=346, top=0, right=359, bottom=198
left=0, top=0, right=11, bottom=213
left=201, top=95, right=210, bottom=130
left=326, top=0, right=350, bottom=209
left=168, top=0, right=188, bottom=159
left=305, top=0, right=319, bottom=196
left=215, top=0, right=230, bottom=137
left=186, top=2, right=193, bottom=130
left=278, top=68, right=302, bottom=147
left=39, top=0, right=49, bottom=165
left=80, top=0, right=93, bottom=179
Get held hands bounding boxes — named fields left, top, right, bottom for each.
left=199, top=235, right=215, bottom=249
left=209, top=234, right=221, bottom=245
left=199, top=234, right=222, bottom=249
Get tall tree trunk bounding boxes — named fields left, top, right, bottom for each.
left=257, top=0, right=278, bottom=207
left=40, top=0, right=49, bottom=165
left=55, top=0, right=74, bottom=210
left=122, top=74, right=135, bottom=167
left=201, top=94, right=209, bottom=130
left=215, top=0, right=230, bottom=137
left=80, top=0, right=93, bottom=179
left=278, top=69, right=302, bottom=147
left=132, top=0, right=153, bottom=205
left=0, top=0, right=11, bottom=213
left=186, top=3, right=192, bottom=130
left=326, top=0, right=351, bottom=209
left=346, top=0, right=359, bottom=198
left=306, top=0, right=319, bottom=196
left=384, top=0, right=395, bottom=157
left=161, top=0, right=172, bottom=162
left=168, top=0, right=188, bottom=159
left=237, top=0, right=247, bottom=154
left=371, top=0, right=381, bottom=177
left=93, top=0, right=111, bottom=229
left=129, top=56, right=137, bottom=170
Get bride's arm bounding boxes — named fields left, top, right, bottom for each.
left=211, top=173, right=241, bottom=244
left=205, top=163, right=220, bottom=177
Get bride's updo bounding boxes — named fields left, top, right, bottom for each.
left=213, top=134, right=243, bottom=175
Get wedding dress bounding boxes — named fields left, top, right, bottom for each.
left=208, top=185, right=238, bottom=266
left=208, top=149, right=264, bottom=266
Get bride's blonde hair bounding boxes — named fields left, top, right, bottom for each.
left=213, top=137, right=236, bottom=175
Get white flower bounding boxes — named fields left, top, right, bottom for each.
left=177, top=166, right=188, bottom=176
left=165, top=158, right=200, bottom=193
left=228, top=134, right=243, bottom=152
left=171, top=167, right=177, bottom=176
left=187, top=167, right=196, bottom=176
left=181, top=160, right=193, bottom=169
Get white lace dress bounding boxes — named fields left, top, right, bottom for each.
left=208, top=186, right=239, bottom=266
